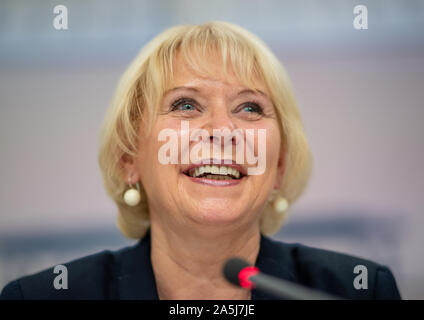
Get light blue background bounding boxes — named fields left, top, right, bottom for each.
left=1, top=0, right=423, bottom=299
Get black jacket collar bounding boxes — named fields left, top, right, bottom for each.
left=113, top=230, right=294, bottom=300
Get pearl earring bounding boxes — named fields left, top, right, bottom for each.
left=123, top=177, right=141, bottom=206
left=273, top=196, right=289, bottom=214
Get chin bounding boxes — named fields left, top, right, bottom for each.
left=187, top=202, right=249, bottom=227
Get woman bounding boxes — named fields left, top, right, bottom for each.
left=1, top=21, right=400, bottom=300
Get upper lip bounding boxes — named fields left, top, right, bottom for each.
left=181, top=158, right=248, bottom=176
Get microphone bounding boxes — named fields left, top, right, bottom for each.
left=223, top=257, right=341, bottom=300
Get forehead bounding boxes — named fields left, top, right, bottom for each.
left=167, top=51, right=269, bottom=95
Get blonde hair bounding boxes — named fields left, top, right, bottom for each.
left=98, top=21, right=312, bottom=239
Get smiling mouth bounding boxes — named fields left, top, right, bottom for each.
left=183, top=164, right=245, bottom=181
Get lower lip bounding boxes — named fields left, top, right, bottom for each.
left=182, top=174, right=246, bottom=186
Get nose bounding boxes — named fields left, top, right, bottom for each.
left=202, top=101, right=239, bottom=148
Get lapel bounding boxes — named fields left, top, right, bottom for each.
left=114, top=230, right=295, bottom=300
left=114, top=230, right=158, bottom=299
left=251, top=235, right=297, bottom=300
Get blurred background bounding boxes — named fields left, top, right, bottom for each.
left=0, top=0, right=423, bottom=299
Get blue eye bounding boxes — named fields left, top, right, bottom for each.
left=242, top=103, right=263, bottom=114
left=180, top=103, right=195, bottom=111
left=171, top=98, right=198, bottom=112
left=243, top=106, right=256, bottom=112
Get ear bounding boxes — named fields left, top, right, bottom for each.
left=274, top=143, right=286, bottom=190
left=119, top=153, right=140, bottom=184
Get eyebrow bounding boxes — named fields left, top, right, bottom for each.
left=164, top=86, right=269, bottom=99
left=237, top=88, right=269, bottom=98
left=163, top=86, right=198, bottom=97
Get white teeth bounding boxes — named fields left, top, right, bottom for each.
left=219, top=166, right=227, bottom=175
left=211, top=166, right=220, bottom=174
left=188, top=165, right=242, bottom=179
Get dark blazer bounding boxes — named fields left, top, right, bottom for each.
left=1, top=230, right=401, bottom=300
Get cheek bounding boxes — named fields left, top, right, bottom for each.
left=136, top=124, right=166, bottom=184
left=266, top=124, right=281, bottom=163
left=138, top=119, right=173, bottom=163
left=257, top=123, right=281, bottom=191
left=252, top=120, right=281, bottom=168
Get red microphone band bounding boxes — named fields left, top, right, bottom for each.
left=238, top=266, right=260, bottom=289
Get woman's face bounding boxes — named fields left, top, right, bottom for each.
left=128, top=54, right=285, bottom=231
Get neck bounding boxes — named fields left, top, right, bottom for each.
left=149, top=217, right=261, bottom=300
